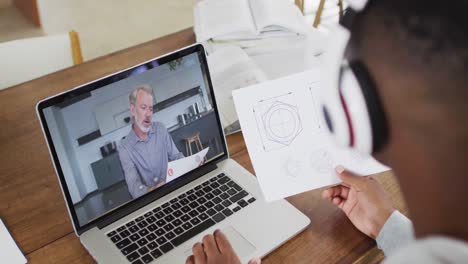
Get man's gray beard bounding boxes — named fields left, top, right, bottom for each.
left=135, top=116, right=150, bottom=133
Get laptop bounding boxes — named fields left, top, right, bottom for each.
left=36, top=44, right=309, bottom=263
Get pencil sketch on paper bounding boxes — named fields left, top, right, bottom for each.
left=307, top=82, right=324, bottom=130
left=283, top=157, right=303, bottom=180
left=253, top=92, right=303, bottom=152
left=309, top=148, right=334, bottom=174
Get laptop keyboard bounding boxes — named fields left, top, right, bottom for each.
left=106, top=173, right=256, bottom=264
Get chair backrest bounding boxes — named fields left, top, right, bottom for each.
left=0, top=30, right=83, bottom=90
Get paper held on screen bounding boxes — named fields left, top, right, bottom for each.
left=166, top=148, right=210, bottom=182
left=233, top=69, right=389, bottom=201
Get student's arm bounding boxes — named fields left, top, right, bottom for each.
left=322, top=166, right=414, bottom=256
left=376, top=210, right=414, bottom=255
left=187, top=166, right=414, bottom=263
left=118, top=146, right=148, bottom=199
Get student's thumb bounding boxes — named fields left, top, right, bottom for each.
left=335, top=165, right=365, bottom=188
left=248, top=257, right=261, bottom=264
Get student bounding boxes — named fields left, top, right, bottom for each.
left=186, top=0, right=468, bottom=263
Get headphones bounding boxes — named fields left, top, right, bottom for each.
left=319, top=0, right=388, bottom=155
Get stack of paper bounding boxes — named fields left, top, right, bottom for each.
left=194, top=0, right=310, bottom=55
left=207, top=46, right=267, bottom=134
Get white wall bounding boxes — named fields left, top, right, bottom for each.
left=36, top=0, right=196, bottom=60
left=52, top=54, right=212, bottom=204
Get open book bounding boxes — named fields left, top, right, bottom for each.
left=194, top=0, right=309, bottom=42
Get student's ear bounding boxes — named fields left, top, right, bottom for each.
left=373, top=147, right=391, bottom=167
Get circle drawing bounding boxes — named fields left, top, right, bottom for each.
left=268, top=108, right=296, bottom=139
left=309, top=149, right=333, bottom=173
left=262, top=101, right=302, bottom=145
left=284, top=158, right=302, bottom=178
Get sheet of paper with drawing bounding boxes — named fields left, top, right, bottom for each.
left=166, top=148, right=209, bottom=183
left=233, top=69, right=389, bottom=201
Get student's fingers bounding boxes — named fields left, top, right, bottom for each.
left=186, top=255, right=195, bottom=264
left=332, top=196, right=342, bottom=205
left=248, top=257, right=262, bottom=264
left=202, top=234, right=220, bottom=255
left=333, top=196, right=348, bottom=209
left=192, top=242, right=207, bottom=263
left=322, top=185, right=350, bottom=200
left=214, top=230, right=235, bottom=253
left=336, top=166, right=365, bottom=189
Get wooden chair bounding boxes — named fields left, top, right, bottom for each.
left=295, top=0, right=344, bottom=28
left=0, top=30, right=83, bottom=90
left=313, top=0, right=344, bottom=28
left=184, top=132, right=204, bottom=156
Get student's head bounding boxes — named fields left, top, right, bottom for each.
left=129, top=85, right=154, bottom=133
left=349, top=0, right=468, bottom=167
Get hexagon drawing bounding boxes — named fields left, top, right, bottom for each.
left=254, top=94, right=303, bottom=152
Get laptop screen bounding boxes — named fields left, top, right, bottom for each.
left=37, top=45, right=227, bottom=230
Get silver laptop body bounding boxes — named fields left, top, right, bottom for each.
left=36, top=44, right=310, bottom=263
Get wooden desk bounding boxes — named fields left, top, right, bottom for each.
left=0, top=28, right=407, bottom=263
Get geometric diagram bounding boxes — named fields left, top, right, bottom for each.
left=263, top=101, right=303, bottom=144
left=309, top=148, right=334, bottom=174
left=254, top=92, right=303, bottom=152
left=283, top=157, right=304, bottom=181
left=307, top=82, right=324, bottom=130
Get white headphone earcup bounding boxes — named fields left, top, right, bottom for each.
left=340, top=67, right=373, bottom=154
left=320, top=90, right=351, bottom=148
left=319, top=25, right=352, bottom=148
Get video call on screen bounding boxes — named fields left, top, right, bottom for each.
left=43, top=52, right=224, bottom=226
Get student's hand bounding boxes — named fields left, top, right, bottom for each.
left=322, top=166, right=394, bottom=239
left=186, top=230, right=261, bottom=264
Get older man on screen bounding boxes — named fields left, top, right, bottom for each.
left=118, top=85, right=184, bottom=199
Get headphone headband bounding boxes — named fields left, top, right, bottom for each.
left=346, top=0, right=369, bottom=11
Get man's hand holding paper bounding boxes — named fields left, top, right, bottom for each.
left=166, top=148, right=210, bottom=183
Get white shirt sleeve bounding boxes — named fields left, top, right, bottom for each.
left=376, top=210, right=415, bottom=256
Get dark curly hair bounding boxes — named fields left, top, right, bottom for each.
left=349, top=0, right=468, bottom=123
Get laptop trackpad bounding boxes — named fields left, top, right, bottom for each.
left=184, top=226, right=256, bottom=258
